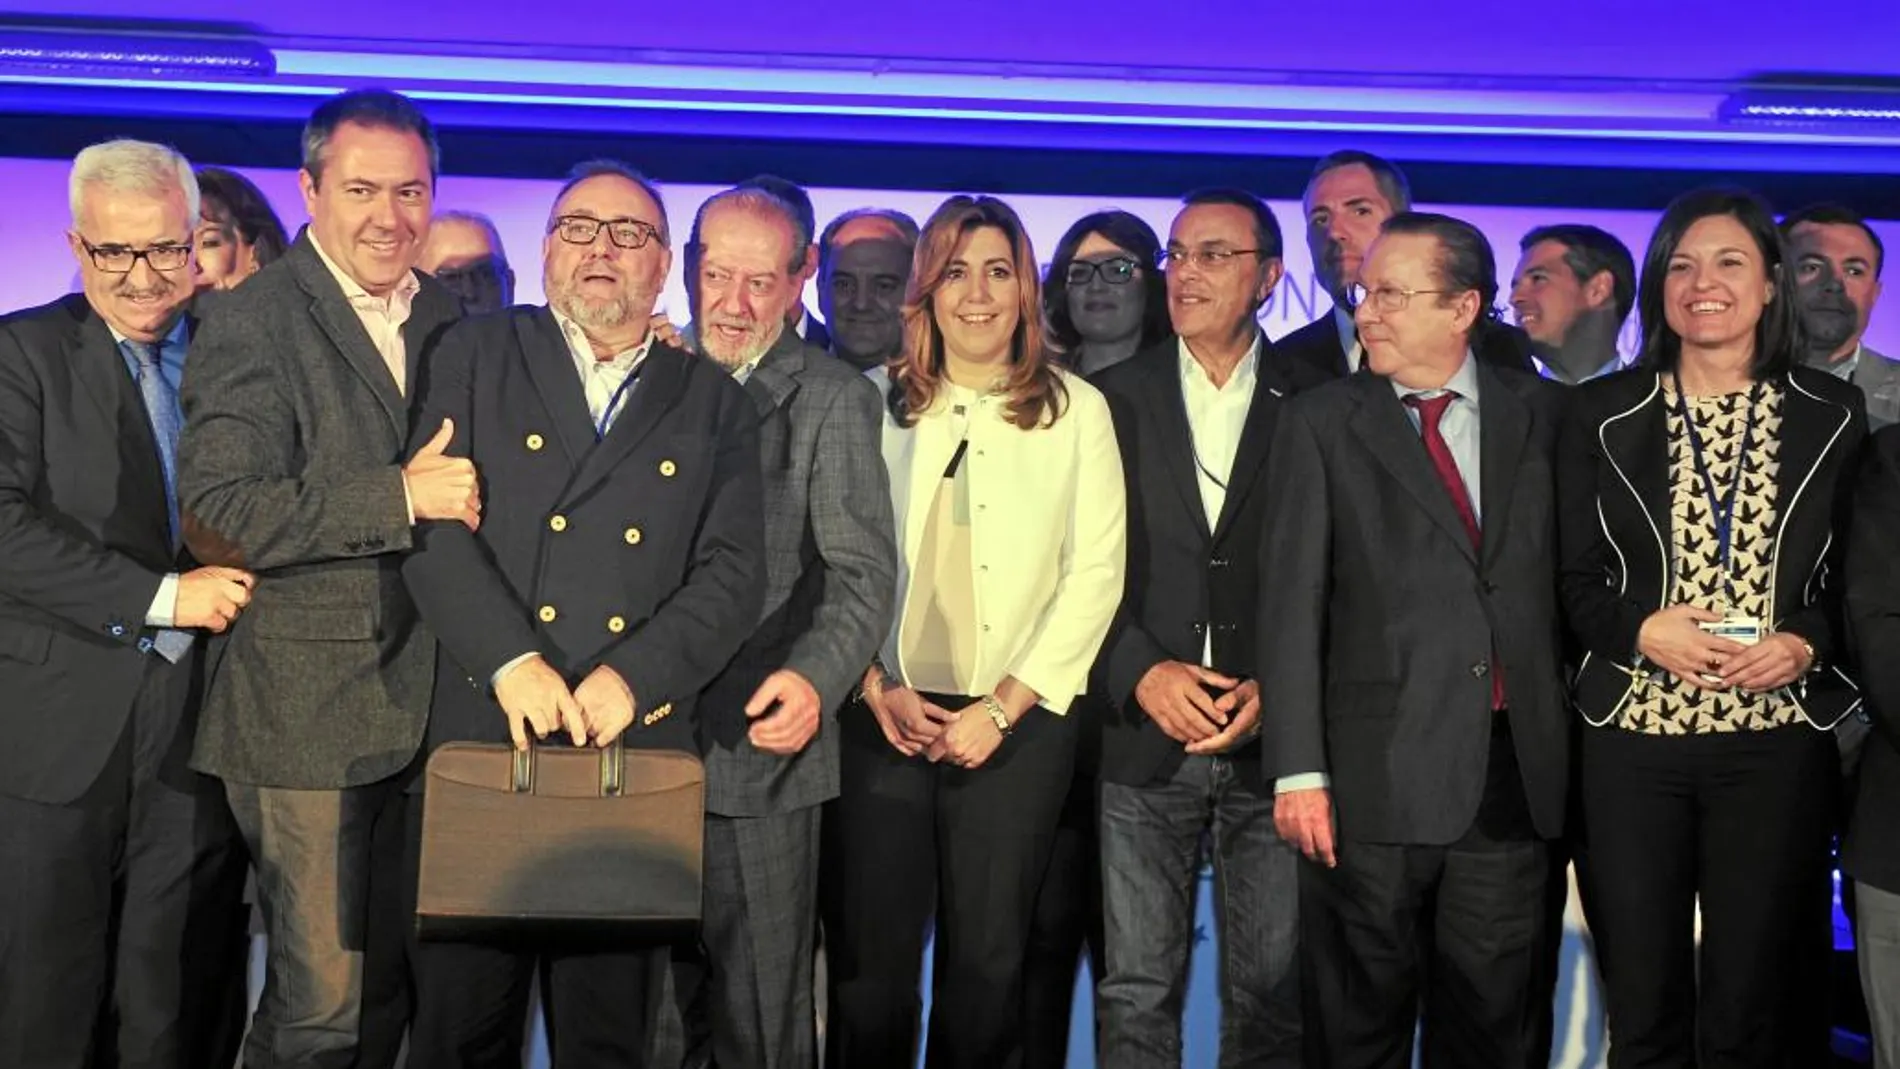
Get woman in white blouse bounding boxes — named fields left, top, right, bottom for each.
left=819, top=194, right=1126, bottom=1068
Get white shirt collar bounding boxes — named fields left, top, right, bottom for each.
left=1177, top=332, right=1262, bottom=393
left=551, top=309, right=653, bottom=377
left=307, top=230, right=418, bottom=311
left=1829, top=343, right=1865, bottom=382
left=1391, top=349, right=1482, bottom=406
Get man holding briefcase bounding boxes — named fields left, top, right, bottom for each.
left=399, top=159, right=766, bottom=1068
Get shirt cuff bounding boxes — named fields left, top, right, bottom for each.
left=401, top=470, right=416, bottom=526
left=1274, top=772, right=1330, bottom=794
left=491, top=651, right=539, bottom=690
left=145, top=573, right=180, bottom=628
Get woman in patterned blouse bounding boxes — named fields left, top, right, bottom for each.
left=1557, top=187, right=1867, bottom=1068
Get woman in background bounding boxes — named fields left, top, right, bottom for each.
left=192, top=166, right=288, bottom=292
left=1023, top=207, right=1171, bottom=1067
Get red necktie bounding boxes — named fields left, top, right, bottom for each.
left=1403, top=393, right=1506, bottom=710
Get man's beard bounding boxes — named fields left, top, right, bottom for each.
left=551, top=280, right=637, bottom=331
left=701, top=316, right=783, bottom=370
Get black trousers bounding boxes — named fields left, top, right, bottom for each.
left=402, top=800, right=676, bottom=1069
left=1579, top=723, right=1837, bottom=1069
left=1302, top=713, right=1549, bottom=1069
left=0, top=653, right=249, bottom=1069
left=1021, top=765, right=1105, bottom=1069
left=820, top=694, right=1077, bottom=1069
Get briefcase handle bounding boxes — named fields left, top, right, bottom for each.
left=510, top=737, right=625, bottom=797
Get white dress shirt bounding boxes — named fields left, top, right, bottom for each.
left=307, top=231, right=419, bottom=395
left=1179, top=334, right=1262, bottom=666
left=555, top=311, right=653, bottom=436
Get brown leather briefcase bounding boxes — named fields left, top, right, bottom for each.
left=416, top=737, right=704, bottom=944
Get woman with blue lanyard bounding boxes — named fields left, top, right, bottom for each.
left=1556, top=187, right=1867, bottom=1068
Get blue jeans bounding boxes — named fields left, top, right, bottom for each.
left=1097, top=755, right=1301, bottom=1068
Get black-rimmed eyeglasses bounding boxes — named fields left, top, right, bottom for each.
left=79, top=237, right=192, bottom=274
left=550, top=215, right=661, bottom=250
left=1064, top=257, right=1141, bottom=286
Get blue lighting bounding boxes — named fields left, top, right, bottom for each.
left=0, top=28, right=273, bottom=78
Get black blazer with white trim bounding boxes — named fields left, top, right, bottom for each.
left=1556, top=364, right=1866, bottom=729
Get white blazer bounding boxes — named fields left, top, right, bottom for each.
left=873, top=367, right=1126, bottom=714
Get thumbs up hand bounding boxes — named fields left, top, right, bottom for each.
left=403, top=419, right=482, bottom=531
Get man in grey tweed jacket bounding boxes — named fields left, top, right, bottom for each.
left=682, top=187, right=897, bottom=1068
left=177, top=91, right=468, bottom=1068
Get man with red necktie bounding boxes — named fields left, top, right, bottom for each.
left=1258, top=212, right=1572, bottom=1069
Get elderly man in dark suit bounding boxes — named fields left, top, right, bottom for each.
left=673, top=185, right=895, bottom=1068
left=399, top=159, right=766, bottom=1067
left=177, top=90, right=467, bottom=1068
left=1260, top=213, right=1570, bottom=1069
left=0, top=139, right=253, bottom=1069
left=1277, top=150, right=1534, bottom=380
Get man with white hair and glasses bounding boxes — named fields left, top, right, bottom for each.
left=0, top=138, right=255, bottom=1069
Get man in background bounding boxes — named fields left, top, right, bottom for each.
left=1278, top=150, right=1533, bottom=378
left=1510, top=223, right=1636, bottom=385
left=419, top=209, right=515, bottom=315
left=1783, top=203, right=1895, bottom=427
left=817, top=207, right=917, bottom=371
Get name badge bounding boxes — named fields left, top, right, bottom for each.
left=1698, top=613, right=1763, bottom=647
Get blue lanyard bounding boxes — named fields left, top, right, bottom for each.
left=1672, top=373, right=1761, bottom=604
left=595, top=363, right=644, bottom=441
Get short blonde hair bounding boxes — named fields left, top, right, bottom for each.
left=69, top=139, right=199, bottom=228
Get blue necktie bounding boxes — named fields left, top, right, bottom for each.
left=125, top=339, right=193, bottom=663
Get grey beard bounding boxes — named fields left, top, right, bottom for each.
left=554, top=289, right=633, bottom=330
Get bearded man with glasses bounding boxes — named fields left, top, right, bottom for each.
left=1090, top=188, right=1328, bottom=1067
left=398, top=158, right=766, bottom=1066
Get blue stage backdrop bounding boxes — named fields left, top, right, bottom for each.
left=6, top=157, right=1896, bottom=361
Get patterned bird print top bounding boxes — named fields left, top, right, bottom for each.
left=1619, top=380, right=1798, bottom=734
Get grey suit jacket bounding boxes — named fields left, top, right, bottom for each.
left=697, top=331, right=896, bottom=817
left=177, top=233, right=462, bottom=789
left=1855, top=344, right=1900, bottom=430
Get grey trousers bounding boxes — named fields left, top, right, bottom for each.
left=226, top=780, right=390, bottom=1069
left=692, top=806, right=822, bottom=1069
left=1859, top=881, right=1900, bottom=1069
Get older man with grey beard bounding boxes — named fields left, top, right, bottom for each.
left=399, top=160, right=767, bottom=1065
left=674, top=185, right=896, bottom=1069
